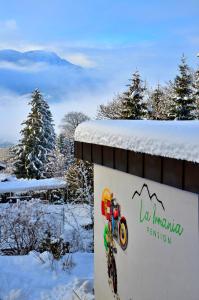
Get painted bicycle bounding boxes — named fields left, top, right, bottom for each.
left=102, top=188, right=128, bottom=296
left=102, top=188, right=128, bottom=251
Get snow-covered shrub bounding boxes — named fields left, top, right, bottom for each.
left=62, top=253, right=76, bottom=272
left=33, top=251, right=75, bottom=274
left=0, top=199, right=61, bottom=255
left=0, top=200, right=93, bottom=255
left=0, top=288, right=28, bottom=300
left=40, top=231, right=70, bottom=259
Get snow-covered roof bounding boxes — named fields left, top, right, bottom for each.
left=0, top=178, right=66, bottom=194
left=0, top=162, right=6, bottom=169
left=75, top=120, right=199, bottom=163
left=0, top=173, right=16, bottom=182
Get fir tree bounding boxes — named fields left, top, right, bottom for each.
left=150, top=85, right=168, bottom=120
left=120, top=71, right=147, bottom=119
left=193, top=65, right=199, bottom=119
left=67, top=160, right=93, bottom=203
left=57, top=133, right=74, bottom=167
left=57, top=133, right=66, bottom=154
left=97, top=94, right=124, bottom=119
left=169, top=55, right=196, bottom=120
left=66, top=159, right=94, bottom=224
left=45, top=146, right=67, bottom=178
left=14, top=89, right=56, bottom=179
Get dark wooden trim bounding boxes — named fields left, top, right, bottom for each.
left=74, top=141, right=83, bottom=160
left=142, top=153, right=145, bottom=178
left=92, top=144, right=102, bottom=165
left=82, top=142, right=92, bottom=162
left=74, top=141, right=199, bottom=194
left=115, top=148, right=128, bottom=172
left=184, top=161, right=199, bottom=194
left=144, top=154, right=162, bottom=182
left=162, top=158, right=183, bottom=189
left=128, top=151, right=143, bottom=177
left=102, top=146, right=114, bottom=168
left=160, top=157, right=164, bottom=184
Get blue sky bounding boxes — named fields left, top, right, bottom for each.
left=0, top=0, right=199, bottom=81
left=0, top=0, right=199, bottom=141
left=0, top=0, right=198, bottom=45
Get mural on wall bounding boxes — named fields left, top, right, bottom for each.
left=101, top=188, right=128, bottom=297
left=94, top=165, right=198, bottom=300
left=100, top=184, right=185, bottom=298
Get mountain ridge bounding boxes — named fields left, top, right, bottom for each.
left=0, top=49, right=81, bottom=68
left=0, top=49, right=93, bottom=95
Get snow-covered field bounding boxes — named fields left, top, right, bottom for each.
left=0, top=251, right=94, bottom=300
left=0, top=201, right=94, bottom=300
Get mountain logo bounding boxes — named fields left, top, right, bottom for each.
left=132, top=184, right=184, bottom=245
left=132, top=183, right=165, bottom=211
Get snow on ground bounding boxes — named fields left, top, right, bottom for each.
left=0, top=201, right=94, bottom=299
left=75, top=120, right=199, bottom=163
left=0, top=251, right=94, bottom=300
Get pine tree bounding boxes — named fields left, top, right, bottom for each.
left=45, top=146, right=67, bottom=178
left=66, top=159, right=94, bottom=248
left=97, top=94, right=124, bottom=119
left=150, top=85, right=169, bottom=120
left=14, top=89, right=56, bottom=179
left=66, top=159, right=94, bottom=225
left=193, top=66, right=199, bottom=119
left=169, top=55, right=196, bottom=120
left=57, top=133, right=66, bottom=154
left=120, top=71, right=147, bottom=119
left=57, top=133, right=74, bottom=168
left=67, top=160, right=93, bottom=203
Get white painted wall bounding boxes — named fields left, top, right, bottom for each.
left=94, top=165, right=199, bottom=300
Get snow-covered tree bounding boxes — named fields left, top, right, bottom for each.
left=57, top=133, right=74, bottom=169
left=60, top=112, right=89, bottom=139
left=57, top=133, right=66, bottom=154
left=169, top=55, right=196, bottom=120
left=45, top=146, right=67, bottom=178
left=149, top=85, right=170, bottom=120
left=97, top=72, right=148, bottom=120
left=66, top=159, right=94, bottom=224
left=97, top=94, right=124, bottom=119
left=120, top=71, right=147, bottom=119
left=14, top=89, right=56, bottom=179
left=59, top=112, right=90, bottom=171
left=67, top=160, right=93, bottom=202
left=193, top=63, right=199, bottom=119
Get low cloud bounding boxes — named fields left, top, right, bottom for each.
left=0, top=84, right=117, bottom=144
left=0, top=90, right=29, bottom=143
left=63, top=53, right=97, bottom=68
left=0, top=60, right=50, bottom=72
